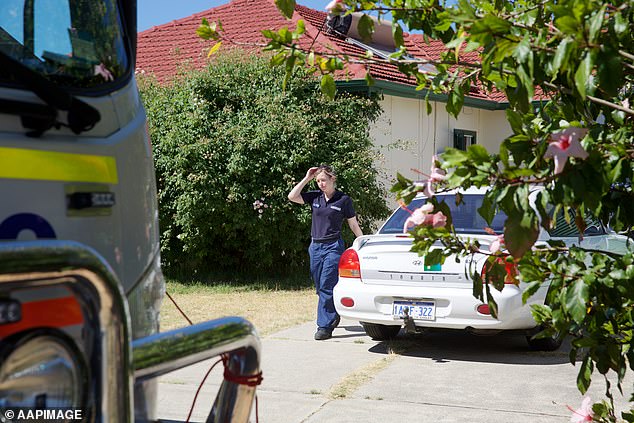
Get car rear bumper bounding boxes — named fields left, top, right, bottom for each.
left=333, top=277, right=548, bottom=331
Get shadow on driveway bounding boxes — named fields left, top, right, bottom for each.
left=337, top=324, right=572, bottom=366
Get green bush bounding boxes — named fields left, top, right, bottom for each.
left=139, top=52, right=389, bottom=275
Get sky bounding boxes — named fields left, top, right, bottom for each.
left=137, top=0, right=328, bottom=32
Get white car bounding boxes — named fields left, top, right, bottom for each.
left=334, top=188, right=631, bottom=350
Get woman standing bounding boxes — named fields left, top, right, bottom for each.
left=288, top=165, right=363, bottom=340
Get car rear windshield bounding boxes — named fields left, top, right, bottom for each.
left=379, top=194, right=507, bottom=235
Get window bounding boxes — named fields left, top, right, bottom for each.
left=454, top=129, right=477, bottom=151
left=0, top=0, right=129, bottom=89
left=548, top=210, right=604, bottom=238
left=379, top=194, right=506, bottom=235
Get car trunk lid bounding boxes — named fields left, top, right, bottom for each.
left=354, top=234, right=495, bottom=288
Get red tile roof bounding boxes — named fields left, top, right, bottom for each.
left=136, top=0, right=507, bottom=104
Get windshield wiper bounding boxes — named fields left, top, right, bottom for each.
left=0, top=50, right=100, bottom=137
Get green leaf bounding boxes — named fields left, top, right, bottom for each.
left=485, top=283, right=499, bottom=318
left=505, top=109, right=524, bottom=134
left=278, top=27, right=292, bottom=44
left=577, top=355, right=593, bottom=394
left=270, top=52, right=286, bottom=66
left=613, top=12, right=627, bottom=38
left=358, top=14, right=375, bottom=43
left=472, top=271, right=484, bottom=301
left=296, top=19, right=305, bottom=35
left=611, top=109, right=626, bottom=125
left=392, top=24, right=404, bottom=48
left=457, top=0, right=476, bottom=19
left=550, top=37, right=574, bottom=78
left=482, top=14, right=511, bottom=33
left=522, top=281, right=542, bottom=303
left=207, top=41, right=222, bottom=57
left=504, top=214, right=538, bottom=258
left=516, top=63, right=534, bottom=104
left=282, top=55, right=297, bottom=90
left=446, top=84, right=465, bottom=118
left=425, top=249, right=444, bottom=267
left=467, top=144, right=489, bottom=162
left=535, top=191, right=552, bottom=232
left=575, top=53, right=593, bottom=99
left=425, top=98, right=432, bottom=115
left=365, top=71, right=375, bottom=87
left=274, top=0, right=295, bottom=19
left=441, top=148, right=469, bottom=167
left=530, top=304, right=552, bottom=324
left=495, top=39, right=517, bottom=61
left=320, top=74, right=336, bottom=99
left=477, top=194, right=495, bottom=225
left=610, top=158, right=624, bottom=184
left=597, top=48, right=623, bottom=98
left=197, top=20, right=218, bottom=40
left=566, top=279, right=589, bottom=324
left=555, top=16, right=580, bottom=35
left=434, top=11, right=454, bottom=31
left=588, top=6, right=605, bottom=43
left=435, top=200, right=453, bottom=228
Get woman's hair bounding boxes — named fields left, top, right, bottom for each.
left=315, top=164, right=336, bottom=179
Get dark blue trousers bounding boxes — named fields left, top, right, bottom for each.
left=309, top=239, right=344, bottom=331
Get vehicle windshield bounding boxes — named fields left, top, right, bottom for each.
left=379, top=194, right=507, bottom=235
left=0, top=0, right=129, bottom=89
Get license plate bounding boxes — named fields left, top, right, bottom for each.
left=392, top=301, right=435, bottom=321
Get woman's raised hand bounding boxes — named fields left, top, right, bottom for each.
left=305, top=167, right=319, bottom=180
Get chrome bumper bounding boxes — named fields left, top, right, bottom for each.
left=0, top=241, right=261, bottom=423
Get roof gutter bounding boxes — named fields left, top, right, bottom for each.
left=337, top=79, right=526, bottom=111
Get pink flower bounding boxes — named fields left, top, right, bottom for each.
left=325, top=0, right=347, bottom=13
left=414, top=180, right=435, bottom=198
left=544, top=127, right=589, bottom=174
left=423, top=211, right=447, bottom=228
left=430, top=155, right=446, bottom=182
left=567, top=397, right=594, bottom=423
left=412, top=156, right=447, bottom=198
left=489, top=235, right=504, bottom=253
left=94, top=63, right=114, bottom=81
left=403, top=205, right=447, bottom=232
left=403, top=204, right=433, bottom=232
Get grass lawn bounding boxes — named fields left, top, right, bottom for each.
left=160, top=278, right=318, bottom=336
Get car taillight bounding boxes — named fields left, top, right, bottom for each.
left=481, top=255, right=518, bottom=284
left=339, top=249, right=361, bottom=278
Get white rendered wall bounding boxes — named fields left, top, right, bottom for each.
left=370, top=94, right=512, bottom=205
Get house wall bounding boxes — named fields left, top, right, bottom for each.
left=370, top=94, right=511, bottom=204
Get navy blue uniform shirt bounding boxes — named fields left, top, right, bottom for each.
left=301, top=190, right=356, bottom=242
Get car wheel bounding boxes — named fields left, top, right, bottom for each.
left=361, top=322, right=401, bottom=340
left=526, top=326, right=563, bottom=351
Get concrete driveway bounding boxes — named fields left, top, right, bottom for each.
left=156, top=319, right=633, bottom=422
